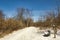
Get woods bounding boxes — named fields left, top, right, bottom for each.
left=0, top=7, right=60, bottom=38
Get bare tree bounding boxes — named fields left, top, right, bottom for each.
left=0, top=10, right=4, bottom=19
left=17, top=8, right=32, bottom=20
left=0, top=10, right=5, bottom=34
left=16, top=8, right=32, bottom=27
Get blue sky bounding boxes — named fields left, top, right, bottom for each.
left=0, top=0, right=60, bottom=21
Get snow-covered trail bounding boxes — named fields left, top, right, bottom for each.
left=0, top=26, right=60, bottom=40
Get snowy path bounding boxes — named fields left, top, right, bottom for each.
left=0, top=26, right=60, bottom=40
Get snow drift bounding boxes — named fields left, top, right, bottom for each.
left=0, top=26, right=60, bottom=40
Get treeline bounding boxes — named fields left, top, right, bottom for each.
left=0, top=7, right=60, bottom=37
left=34, top=7, right=60, bottom=29
left=0, top=8, right=34, bottom=37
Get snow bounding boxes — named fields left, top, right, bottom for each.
left=0, top=26, right=60, bottom=40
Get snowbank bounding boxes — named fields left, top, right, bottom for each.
left=0, top=26, right=60, bottom=40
